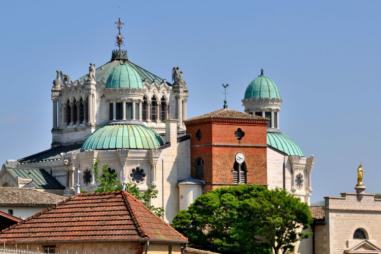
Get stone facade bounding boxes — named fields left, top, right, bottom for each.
left=313, top=191, right=381, bottom=254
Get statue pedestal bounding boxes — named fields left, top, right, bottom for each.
left=355, top=184, right=366, bottom=194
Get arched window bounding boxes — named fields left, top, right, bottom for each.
left=66, top=100, right=71, bottom=125
left=72, top=99, right=78, bottom=124
left=194, top=158, right=204, bottom=179
left=353, top=228, right=368, bottom=240
left=142, top=96, right=148, bottom=121
left=151, top=96, right=157, bottom=121
left=232, top=161, right=247, bottom=184
left=160, top=96, right=167, bottom=121
left=79, top=98, right=85, bottom=123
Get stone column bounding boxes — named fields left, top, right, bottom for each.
left=76, top=100, right=80, bottom=125
left=70, top=101, right=74, bottom=125
left=182, top=99, right=187, bottom=121
left=177, top=97, right=182, bottom=123
left=271, top=111, right=275, bottom=128
left=52, top=100, right=58, bottom=129
left=139, top=101, right=143, bottom=121
left=122, top=101, right=126, bottom=120
left=147, top=101, right=151, bottom=122
left=132, top=102, right=136, bottom=120
left=113, top=102, right=116, bottom=121
left=157, top=103, right=160, bottom=123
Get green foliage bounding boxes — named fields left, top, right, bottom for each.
left=172, top=185, right=312, bottom=254
left=93, top=161, right=164, bottom=217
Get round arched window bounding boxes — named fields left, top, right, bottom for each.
left=353, top=228, right=368, bottom=240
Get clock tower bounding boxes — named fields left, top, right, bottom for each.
left=184, top=108, right=268, bottom=191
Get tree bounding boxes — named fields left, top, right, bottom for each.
left=93, top=162, right=164, bottom=217
left=172, top=185, right=312, bottom=254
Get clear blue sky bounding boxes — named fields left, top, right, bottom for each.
left=0, top=1, right=380, bottom=202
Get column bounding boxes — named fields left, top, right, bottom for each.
left=271, top=111, right=275, bottom=128
left=147, top=101, right=151, bottom=122
left=156, top=103, right=160, bottom=123
left=177, top=97, right=182, bottom=123
left=122, top=101, right=126, bottom=120
left=76, top=101, right=80, bottom=125
left=70, top=101, right=74, bottom=125
left=113, top=102, right=116, bottom=121
left=132, top=102, right=136, bottom=120
left=182, top=99, right=187, bottom=121
left=139, top=101, right=143, bottom=121
left=52, top=100, right=57, bottom=129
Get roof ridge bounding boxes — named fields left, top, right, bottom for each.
left=121, top=191, right=147, bottom=239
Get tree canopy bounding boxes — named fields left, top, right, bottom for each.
left=172, top=185, right=312, bottom=254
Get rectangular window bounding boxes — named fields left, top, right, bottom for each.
left=43, top=246, right=56, bottom=254
left=116, top=102, right=123, bottom=120
left=126, top=103, right=133, bottom=120
left=109, top=103, right=114, bottom=120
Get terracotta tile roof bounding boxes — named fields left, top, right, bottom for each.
left=185, top=108, right=266, bottom=122
left=310, top=206, right=325, bottom=220
left=0, top=191, right=187, bottom=244
left=0, top=188, right=66, bottom=207
left=0, top=211, right=22, bottom=224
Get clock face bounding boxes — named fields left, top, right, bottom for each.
left=235, top=153, right=245, bottom=164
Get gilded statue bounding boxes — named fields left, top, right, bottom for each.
left=357, top=164, right=364, bottom=186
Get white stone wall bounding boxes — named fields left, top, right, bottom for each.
left=325, top=193, right=381, bottom=254
left=0, top=207, right=43, bottom=220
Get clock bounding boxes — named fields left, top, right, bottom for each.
left=235, top=153, right=245, bottom=164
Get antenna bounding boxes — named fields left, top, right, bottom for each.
left=222, top=83, right=229, bottom=109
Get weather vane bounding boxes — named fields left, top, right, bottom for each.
left=222, top=83, right=229, bottom=109
left=115, top=18, right=125, bottom=50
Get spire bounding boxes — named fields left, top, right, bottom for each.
left=222, top=83, right=229, bottom=109
left=111, top=18, right=128, bottom=61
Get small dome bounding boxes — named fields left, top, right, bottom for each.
left=105, top=62, right=143, bottom=89
left=81, top=123, right=164, bottom=151
left=267, top=132, right=303, bottom=156
left=244, top=70, right=281, bottom=100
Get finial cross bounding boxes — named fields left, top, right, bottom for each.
left=222, top=83, right=229, bottom=109
left=115, top=18, right=125, bottom=50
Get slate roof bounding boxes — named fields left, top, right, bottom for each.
left=0, top=188, right=66, bottom=207
left=18, top=144, right=82, bottom=164
left=185, top=108, right=266, bottom=123
left=0, top=191, right=187, bottom=244
left=6, top=168, right=65, bottom=190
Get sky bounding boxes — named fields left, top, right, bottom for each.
left=0, top=1, right=380, bottom=203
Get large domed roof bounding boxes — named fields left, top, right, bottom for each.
left=267, top=132, right=303, bottom=156
left=81, top=122, right=164, bottom=151
left=105, top=62, right=143, bottom=89
left=244, top=70, right=281, bottom=100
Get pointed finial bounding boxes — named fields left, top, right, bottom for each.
left=260, top=68, right=264, bottom=76
left=115, top=18, right=125, bottom=50
left=222, top=83, right=229, bottom=109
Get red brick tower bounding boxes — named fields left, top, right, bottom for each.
left=185, top=108, right=268, bottom=191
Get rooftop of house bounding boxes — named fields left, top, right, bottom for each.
left=0, top=191, right=187, bottom=244
left=0, top=188, right=66, bottom=207
left=310, top=205, right=325, bottom=223
left=185, top=108, right=266, bottom=124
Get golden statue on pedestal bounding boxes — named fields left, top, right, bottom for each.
left=357, top=164, right=364, bottom=186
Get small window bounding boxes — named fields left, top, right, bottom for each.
left=194, top=158, right=204, bottom=179
left=195, top=129, right=202, bottom=141
left=43, top=245, right=56, bottom=254
left=151, top=96, right=158, bottom=121
left=116, top=102, right=123, bottom=120
left=130, top=167, right=146, bottom=183
left=265, top=112, right=271, bottom=128
left=142, top=97, right=148, bottom=121
left=353, top=228, right=368, bottom=239
left=126, top=103, right=133, bottom=120
left=160, top=97, right=167, bottom=121
left=7, top=209, right=13, bottom=216
left=83, top=169, right=92, bottom=185
left=234, top=128, right=245, bottom=140
left=109, top=103, right=114, bottom=120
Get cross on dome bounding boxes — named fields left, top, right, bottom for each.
left=115, top=18, right=125, bottom=50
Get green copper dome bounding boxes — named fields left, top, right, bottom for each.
left=105, top=62, right=143, bottom=89
left=81, top=123, right=164, bottom=151
left=267, top=132, right=304, bottom=156
left=244, top=70, right=281, bottom=100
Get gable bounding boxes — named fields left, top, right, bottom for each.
left=345, top=240, right=381, bottom=253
